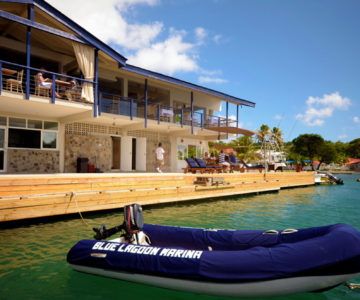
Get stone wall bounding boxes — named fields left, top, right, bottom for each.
left=64, top=134, right=112, bottom=173
left=7, top=149, right=59, bottom=173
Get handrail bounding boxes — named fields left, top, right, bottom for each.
left=0, top=60, right=94, bottom=84
left=0, top=59, right=95, bottom=105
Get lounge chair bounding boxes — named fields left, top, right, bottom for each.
left=240, top=160, right=265, bottom=173
left=183, top=158, right=206, bottom=174
left=228, top=155, right=243, bottom=172
left=195, top=158, right=224, bottom=173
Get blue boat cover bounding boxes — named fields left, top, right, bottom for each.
left=67, top=223, right=360, bottom=282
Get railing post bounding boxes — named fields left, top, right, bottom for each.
left=26, top=4, right=34, bottom=100
left=144, top=79, right=148, bottom=128
left=190, top=91, right=194, bottom=135
left=0, top=61, right=2, bottom=95
left=226, top=101, right=229, bottom=140
left=130, top=98, right=133, bottom=120
left=181, top=108, right=183, bottom=128
left=93, top=49, right=99, bottom=117
left=157, top=104, right=160, bottom=124
left=218, top=117, right=221, bottom=140
left=51, top=73, right=56, bottom=104
left=98, top=92, right=102, bottom=116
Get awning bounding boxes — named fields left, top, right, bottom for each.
left=206, top=126, right=258, bottom=136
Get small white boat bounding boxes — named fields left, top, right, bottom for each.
left=315, top=171, right=344, bottom=185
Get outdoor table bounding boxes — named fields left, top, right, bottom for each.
left=2, top=68, right=17, bottom=76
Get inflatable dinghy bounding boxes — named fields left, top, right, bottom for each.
left=67, top=205, right=360, bottom=298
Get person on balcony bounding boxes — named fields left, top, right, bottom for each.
left=36, top=68, right=61, bottom=98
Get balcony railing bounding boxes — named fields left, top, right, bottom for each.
left=0, top=60, right=94, bottom=104
left=99, top=92, right=236, bottom=130
left=1, top=60, right=236, bottom=132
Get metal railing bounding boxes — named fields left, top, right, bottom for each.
left=1, top=60, right=237, bottom=131
left=0, top=60, right=94, bottom=104
left=98, top=92, right=236, bottom=130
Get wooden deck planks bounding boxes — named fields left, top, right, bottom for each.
left=0, top=172, right=315, bottom=222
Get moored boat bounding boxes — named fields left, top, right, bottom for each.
left=67, top=205, right=360, bottom=298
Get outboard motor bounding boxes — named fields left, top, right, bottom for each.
left=123, top=204, right=144, bottom=244
left=93, top=203, right=144, bottom=242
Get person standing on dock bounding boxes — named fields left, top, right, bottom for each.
left=155, top=143, right=166, bottom=173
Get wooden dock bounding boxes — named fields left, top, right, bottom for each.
left=0, top=172, right=315, bottom=222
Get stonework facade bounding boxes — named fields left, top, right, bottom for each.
left=64, top=134, right=112, bottom=172
left=147, top=139, right=171, bottom=172
left=7, top=149, right=59, bottom=173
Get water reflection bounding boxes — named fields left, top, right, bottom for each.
left=0, top=175, right=359, bottom=300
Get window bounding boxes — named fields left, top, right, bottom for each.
left=177, top=145, right=187, bottom=160
left=9, top=118, right=26, bottom=128
left=5, top=117, right=58, bottom=150
left=28, top=119, right=42, bottom=129
left=43, top=131, right=57, bottom=149
left=8, top=128, right=41, bottom=148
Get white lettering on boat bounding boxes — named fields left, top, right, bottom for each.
left=91, top=242, right=202, bottom=259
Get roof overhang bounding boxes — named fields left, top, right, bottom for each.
left=122, top=64, right=256, bottom=108
left=206, top=126, right=258, bottom=136
left=0, top=0, right=127, bottom=66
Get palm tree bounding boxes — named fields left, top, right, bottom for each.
left=256, top=124, right=271, bottom=144
left=271, top=127, right=284, bottom=150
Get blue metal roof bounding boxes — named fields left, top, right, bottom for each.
left=123, top=64, right=256, bottom=107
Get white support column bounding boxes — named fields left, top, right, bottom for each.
left=122, top=77, right=128, bottom=97
left=59, top=123, right=65, bottom=173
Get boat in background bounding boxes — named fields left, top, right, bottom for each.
left=67, top=205, right=360, bottom=298
left=315, top=171, right=344, bottom=185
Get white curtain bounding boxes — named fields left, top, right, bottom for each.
left=72, top=42, right=95, bottom=103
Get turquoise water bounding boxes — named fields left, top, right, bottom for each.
left=1, top=173, right=360, bottom=300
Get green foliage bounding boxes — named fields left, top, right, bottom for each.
left=292, top=134, right=325, bottom=160
left=347, top=138, right=360, bottom=158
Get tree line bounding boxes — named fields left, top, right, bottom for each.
left=211, top=124, right=359, bottom=169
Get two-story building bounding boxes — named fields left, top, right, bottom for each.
left=0, top=0, right=256, bottom=174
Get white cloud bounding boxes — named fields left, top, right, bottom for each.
left=127, top=34, right=199, bottom=75
left=274, top=114, right=283, bottom=120
left=353, top=116, right=360, bottom=123
left=48, top=0, right=206, bottom=75
left=213, top=34, right=221, bottom=44
left=195, top=27, right=207, bottom=44
left=198, top=76, right=227, bottom=84
left=48, top=0, right=160, bottom=49
left=338, top=134, right=348, bottom=140
left=296, top=92, right=351, bottom=126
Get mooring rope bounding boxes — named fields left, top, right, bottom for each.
left=70, top=191, right=92, bottom=229
left=345, top=283, right=360, bottom=290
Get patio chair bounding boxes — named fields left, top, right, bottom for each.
left=195, top=158, right=224, bottom=173
left=34, top=74, right=50, bottom=97
left=6, top=69, right=23, bottom=93
left=240, top=160, right=265, bottom=173
left=183, top=158, right=206, bottom=174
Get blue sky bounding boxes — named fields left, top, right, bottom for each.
left=49, top=0, right=360, bottom=142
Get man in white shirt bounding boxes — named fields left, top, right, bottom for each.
left=155, top=142, right=165, bottom=173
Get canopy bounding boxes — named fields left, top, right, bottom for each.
left=207, top=126, right=258, bottom=136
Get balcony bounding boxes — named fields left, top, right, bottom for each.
left=1, top=59, right=237, bottom=133
left=99, top=92, right=236, bottom=131
left=0, top=60, right=93, bottom=105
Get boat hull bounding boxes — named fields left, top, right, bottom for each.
left=69, top=264, right=358, bottom=298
